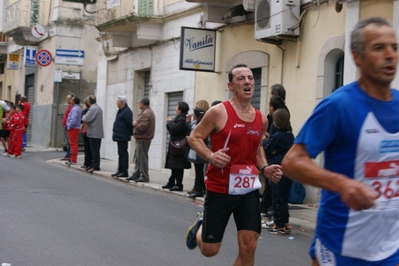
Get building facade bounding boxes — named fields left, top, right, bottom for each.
left=3, top=0, right=99, bottom=148
left=95, top=0, right=399, bottom=202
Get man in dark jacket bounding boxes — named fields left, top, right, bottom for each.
left=111, top=96, right=133, bottom=178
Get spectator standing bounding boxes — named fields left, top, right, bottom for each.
left=185, top=64, right=282, bottom=264
left=187, top=107, right=207, bottom=198
left=6, top=104, right=25, bottom=158
left=20, top=95, right=31, bottom=149
left=260, top=95, right=286, bottom=216
left=111, top=96, right=133, bottom=178
left=82, top=95, right=104, bottom=173
left=261, top=109, right=294, bottom=234
left=127, top=97, right=155, bottom=182
left=162, top=101, right=191, bottom=191
left=66, top=96, right=82, bottom=165
left=80, top=97, right=92, bottom=169
left=61, top=94, right=73, bottom=161
left=282, top=17, right=399, bottom=265
left=1, top=101, right=12, bottom=155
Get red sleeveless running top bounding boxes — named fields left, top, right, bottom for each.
left=205, top=101, right=263, bottom=194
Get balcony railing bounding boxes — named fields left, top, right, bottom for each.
left=4, top=0, right=43, bottom=33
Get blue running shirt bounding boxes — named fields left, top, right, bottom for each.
left=295, top=81, right=399, bottom=261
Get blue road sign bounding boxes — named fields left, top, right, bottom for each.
left=24, top=46, right=37, bottom=67
left=55, top=49, right=85, bottom=65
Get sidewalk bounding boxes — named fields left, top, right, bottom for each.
left=46, top=152, right=318, bottom=233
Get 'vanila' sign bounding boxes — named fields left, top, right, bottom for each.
left=179, top=27, right=216, bottom=72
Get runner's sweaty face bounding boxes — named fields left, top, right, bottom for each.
left=228, top=67, right=255, bottom=100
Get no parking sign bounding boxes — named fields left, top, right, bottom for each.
left=36, top=49, right=53, bottom=67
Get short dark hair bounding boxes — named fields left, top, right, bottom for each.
left=351, top=17, right=392, bottom=56
left=228, top=63, right=248, bottom=82
left=270, top=84, right=286, bottom=102
left=178, top=101, right=189, bottom=114
left=269, top=96, right=285, bottom=111
left=273, top=108, right=291, bottom=131
left=16, top=104, right=24, bottom=110
left=140, top=97, right=150, bottom=106
left=72, top=96, right=80, bottom=105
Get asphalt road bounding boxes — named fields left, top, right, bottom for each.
left=0, top=151, right=313, bottom=266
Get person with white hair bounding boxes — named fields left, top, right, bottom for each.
left=111, top=96, right=133, bottom=178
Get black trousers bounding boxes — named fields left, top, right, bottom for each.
left=82, top=134, right=92, bottom=167
left=117, top=141, right=129, bottom=174
left=89, top=138, right=101, bottom=170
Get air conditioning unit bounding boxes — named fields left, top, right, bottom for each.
left=255, top=0, right=300, bottom=41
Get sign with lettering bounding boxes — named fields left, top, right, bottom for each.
left=179, top=27, right=216, bottom=72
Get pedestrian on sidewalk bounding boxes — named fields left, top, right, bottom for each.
left=20, top=95, right=31, bottom=150
left=111, top=96, right=133, bottom=178
left=66, top=96, right=82, bottom=165
left=80, top=97, right=92, bottom=169
left=82, top=95, right=104, bottom=173
left=185, top=64, right=282, bottom=265
left=261, top=108, right=294, bottom=235
left=6, top=104, right=25, bottom=158
left=128, top=97, right=155, bottom=182
left=61, top=94, right=73, bottom=161
left=186, top=107, right=207, bottom=198
left=282, top=17, right=399, bottom=265
left=162, top=101, right=191, bottom=191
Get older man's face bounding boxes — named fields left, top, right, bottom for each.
left=116, top=99, right=123, bottom=109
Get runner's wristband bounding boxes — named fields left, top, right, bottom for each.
left=261, top=165, right=268, bottom=172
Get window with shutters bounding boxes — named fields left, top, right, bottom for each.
left=138, top=0, right=154, bottom=16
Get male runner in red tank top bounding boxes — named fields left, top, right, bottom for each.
left=186, top=64, right=283, bottom=265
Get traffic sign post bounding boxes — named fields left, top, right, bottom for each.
left=55, top=49, right=85, bottom=66
left=36, top=49, right=53, bottom=67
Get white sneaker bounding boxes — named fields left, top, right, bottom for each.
left=16, top=156, right=22, bottom=159
left=9, top=154, right=16, bottom=158
left=262, top=220, right=274, bottom=229
left=2, top=152, right=9, bottom=157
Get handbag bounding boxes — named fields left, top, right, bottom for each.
left=169, top=137, right=187, bottom=156
left=81, top=122, right=87, bottom=135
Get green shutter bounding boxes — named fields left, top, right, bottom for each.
left=138, top=0, right=153, bottom=16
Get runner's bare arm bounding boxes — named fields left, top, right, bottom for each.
left=187, top=104, right=231, bottom=168
left=282, top=144, right=377, bottom=211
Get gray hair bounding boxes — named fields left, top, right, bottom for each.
left=140, top=97, right=150, bottom=106
left=351, top=17, right=392, bottom=56
left=117, top=95, right=127, bottom=105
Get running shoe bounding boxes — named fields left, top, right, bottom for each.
left=16, top=156, right=22, bottom=159
left=185, top=212, right=203, bottom=250
left=9, top=154, right=15, bottom=158
left=269, top=224, right=291, bottom=235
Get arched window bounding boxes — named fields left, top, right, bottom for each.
left=334, top=54, right=345, bottom=92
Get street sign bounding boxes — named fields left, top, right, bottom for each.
left=36, top=49, right=53, bottom=67
left=24, top=46, right=37, bottom=67
left=55, top=49, right=85, bottom=66
left=7, top=53, right=19, bottom=70
left=32, top=25, right=45, bottom=39
left=62, top=72, right=80, bottom=80
left=54, top=70, right=62, bottom=83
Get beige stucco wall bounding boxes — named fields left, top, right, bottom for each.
left=360, top=0, right=393, bottom=20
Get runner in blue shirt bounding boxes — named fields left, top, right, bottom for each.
left=282, top=17, right=399, bottom=265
